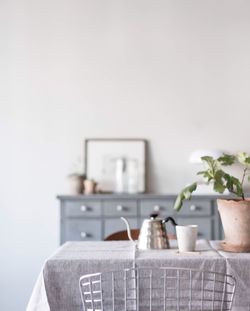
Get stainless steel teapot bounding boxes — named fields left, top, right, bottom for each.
left=121, top=213, right=177, bottom=250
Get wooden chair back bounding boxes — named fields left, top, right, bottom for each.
left=104, top=229, right=140, bottom=241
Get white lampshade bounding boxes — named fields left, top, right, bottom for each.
left=189, top=150, right=224, bottom=164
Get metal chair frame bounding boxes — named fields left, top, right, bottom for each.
left=79, top=267, right=236, bottom=311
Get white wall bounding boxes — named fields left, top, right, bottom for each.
left=1, top=0, right=250, bottom=309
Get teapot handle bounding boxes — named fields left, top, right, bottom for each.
left=163, top=217, right=178, bottom=227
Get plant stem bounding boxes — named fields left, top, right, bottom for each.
left=241, top=167, right=248, bottom=200
left=241, top=167, right=247, bottom=186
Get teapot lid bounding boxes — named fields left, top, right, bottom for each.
left=148, top=213, right=178, bottom=226
left=149, top=213, right=163, bottom=221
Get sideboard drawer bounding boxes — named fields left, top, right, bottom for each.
left=103, top=200, right=137, bottom=216
left=140, top=200, right=174, bottom=216
left=64, top=201, right=101, bottom=217
left=177, top=200, right=212, bottom=216
left=64, top=219, right=102, bottom=241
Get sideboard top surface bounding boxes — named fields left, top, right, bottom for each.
left=57, top=193, right=233, bottom=201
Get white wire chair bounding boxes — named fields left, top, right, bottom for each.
left=79, top=267, right=236, bottom=311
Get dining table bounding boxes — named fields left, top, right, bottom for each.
left=26, top=239, right=250, bottom=311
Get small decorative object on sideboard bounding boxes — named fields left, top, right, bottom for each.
left=83, top=179, right=98, bottom=195
left=67, top=157, right=85, bottom=194
left=174, top=152, right=250, bottom=252
left=67, top=173, right=85, bottom=195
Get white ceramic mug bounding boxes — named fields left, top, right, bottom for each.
left=176, top=225, right=198, bottom=252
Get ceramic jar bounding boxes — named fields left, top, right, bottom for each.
left=68, top=174, right=84, bottom=195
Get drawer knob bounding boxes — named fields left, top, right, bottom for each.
left=116, top=205, right=124, bottom=212
left=80, top=232, right=90, bottom=238
left=190, top=205, right=197, bottom=211
left=153, top=205, right=161, bottom=212
left=80, top=205, right=89, bottom=212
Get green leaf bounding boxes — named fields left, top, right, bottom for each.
left=214, top=169, right=225, bottom=184
left=173, top=195, right=183, bottom=212
left=213, top=181, right=226, bottom=193
left=217, top=154, right=236, bottom=166
left=200, top=156, right=218, bottom=177
left=173, top=183, right=197, bottom=212
left=197, top=170, right=213, bottom=181
left=212, top=170, right=226, bottom=193
left=182, top=182, right=197, bottom=199
left=238, top=152, right=250, bottom=167
left=224, top=173, right=243, bottom=198
left=201, top=156, right=216, bottom=167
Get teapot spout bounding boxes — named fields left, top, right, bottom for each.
left=120, top=217, right=135, bottom=242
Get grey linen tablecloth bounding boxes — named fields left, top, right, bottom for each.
left=26, top=240, right=250, bottom=311
left=210, top=241, right=250, bottom=311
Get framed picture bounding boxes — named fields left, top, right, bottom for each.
left=84, top=138, right=147, bottom=193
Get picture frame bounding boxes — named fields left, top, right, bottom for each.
left=84, top=138, right=147, bottom=193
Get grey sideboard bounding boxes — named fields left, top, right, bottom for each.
left=57, top=194, right=225, bottom=244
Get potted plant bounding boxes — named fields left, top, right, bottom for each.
left=68, top=173, right=85, bottom=194
left=67, top=158, right=85, bottom=195
left=174, top=152, right=250, bottom=252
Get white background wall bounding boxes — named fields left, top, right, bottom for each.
left=1, top=1, right=250, bottom=310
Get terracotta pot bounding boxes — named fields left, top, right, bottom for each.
left=84, top=179, right=97, bottom=195
left=217, top=199, right=250, bottom=252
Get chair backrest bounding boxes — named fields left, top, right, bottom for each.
left=79, top=267, right=236, bottom=311
left=104, top=229, right=176, bottom=241
left=104, top=229, right=140, bottom=241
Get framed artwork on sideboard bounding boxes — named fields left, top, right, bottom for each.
left=84, top=138, right=147, bottom=193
